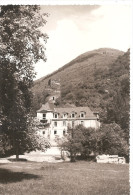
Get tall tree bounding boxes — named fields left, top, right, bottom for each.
left=56, top=126, right=84, bottom=162
left=56, top=124, right=129, bottom=162
left=0, top=5, right=48, bottom=159
left=96, top=123, right=129, bottom=161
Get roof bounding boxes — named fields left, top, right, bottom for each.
left=37, top=103, right=97, bottom=119
left=37, top=102, right=55, bottom=113
left=54, top=107, right=96, bottom=119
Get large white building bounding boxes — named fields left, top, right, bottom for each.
left=36, top=102, right=100, bottom=144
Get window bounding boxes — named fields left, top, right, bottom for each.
left=54, top=130, right=57, bottom=135
left=43, top=113, right=46, bottom=119
left=63, top=130, right=66, bottom=135
left=54, top=113, right=58, bottom=118
left=72, top=121, right=75, bottom=127
left=63, top=113, right=67, bottom=118
left=71, top=113, right=75, bottom=118
left=43, top=131, right=45, bottom=135
left=63, top=121, right=66, bottom=126
left=81, top=121, right=84, bottom=125
left=80, top=112, right=85, bottom=118
left=53, top=96, right=55, bottom=100
left=54, top=121, right=57, bottom=127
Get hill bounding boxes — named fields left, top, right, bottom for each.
left=34, top=48, right=123, bottom=85
left=32, top=48, right=124, bottom=113
left=32, top=47, right=130, bottom=139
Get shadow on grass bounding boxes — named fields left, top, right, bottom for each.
left=0, top=168, right=41, bottom=183
left=8, top=158, right=28, bottom=162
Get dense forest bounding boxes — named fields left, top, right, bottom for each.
left=32, top=48, right=129, bottom=140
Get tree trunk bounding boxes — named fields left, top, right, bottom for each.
left=16, top=147, right=19, bottom=161
left=16, top=154, right=19, bottom=161
left=70, top=153, right=76, bottom=162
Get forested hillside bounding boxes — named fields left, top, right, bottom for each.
left=32, top=47, right=129, bottom=139
left=32, top=48, right=123, bottom=110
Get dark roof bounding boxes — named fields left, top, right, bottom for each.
left=37, top=103, right=97, bottom=119
left=54, top=107, right=96, bottom=119
left=37, top=102, right=55, bottom=112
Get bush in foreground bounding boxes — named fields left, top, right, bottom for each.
left=56, top=123, right=129, bottom=162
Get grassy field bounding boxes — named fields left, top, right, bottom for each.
left=0, top=161, right=129, bottom=195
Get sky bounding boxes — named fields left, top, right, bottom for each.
left=34, top=4, right=132, bottom=80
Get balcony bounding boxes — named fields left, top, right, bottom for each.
left=40, top=119, right=48, bottom=124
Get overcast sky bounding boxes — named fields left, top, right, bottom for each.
left=34, top=4, right=131, bottom=80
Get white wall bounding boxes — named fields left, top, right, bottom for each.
left=60, top=119, right=99, bottom=129
left=49, top=119, right=100, bottom=140
left=46, top=112, right=54, bottom=123
left=36, top=112, right=100, bottom=145
left=50, top=120, right=67, bottom=139
left=84, top=120, right=97, bottom=128
left=37, top=113, right=42, bottom=121
left=37, top=112, right=53, bottom=123
left=37, top=128, right=50, bottom=138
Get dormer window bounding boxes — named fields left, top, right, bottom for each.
left=53, top=113, right=58, bottom=118
left=80, top=112, right=85, bottom=118
left=63, top=113, right=67, bottom=118
left=93, top=112, right=99, bottom=119
left=71, top=113, right=75, bottom=118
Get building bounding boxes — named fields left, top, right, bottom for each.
left=36, top=102, right=100, bottom=144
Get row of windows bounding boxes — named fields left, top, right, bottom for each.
left=42, top=130, right=66, bottom=135
left=54, top=121, right=84, bottom=127
left=54, top=113, right=85, bottom=118
left=54, top=130, right=66, bottom=135
left=54, top=121, right=67, bottom=127
left=42, top=113, right=85, bottom=119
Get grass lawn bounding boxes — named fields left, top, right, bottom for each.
left=0, top=161, right=129, bottom=195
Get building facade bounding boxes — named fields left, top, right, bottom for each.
left=36, top=102, right=100, bottom=144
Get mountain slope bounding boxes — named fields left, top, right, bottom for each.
left=34, top=48, right=123, bottom=85
left=32, top=48, right=124, bottom=113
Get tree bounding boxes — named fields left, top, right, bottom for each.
left=106, top=75, right=129, bottom=141
left=56, top=126, right=84, bottom=162
left=0, top=5, right=49, bottom=159
left=96, top=123, right=129, bottom=161
left=56, top=125, right=97, bottom=162
left=0, top=118, right=50, bottom=158
left=56, top=124, right=129, bottom=162
left=105, top=49, right=130, bottom=140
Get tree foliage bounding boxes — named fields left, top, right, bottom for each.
left=96, top=123, right=129, bottom=159
left=57, top=124, right=129, bottom=162
left=105, top=50, right=130, bottom=141
left=32, top=49, right=129, bottom=139
left=0, top=5, right=49, bottom=159
left=56, top=125, right=84, bottom=162
left=32, top=48, right=123, bottom=113
left=0, top=118, right=50, bottom=157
